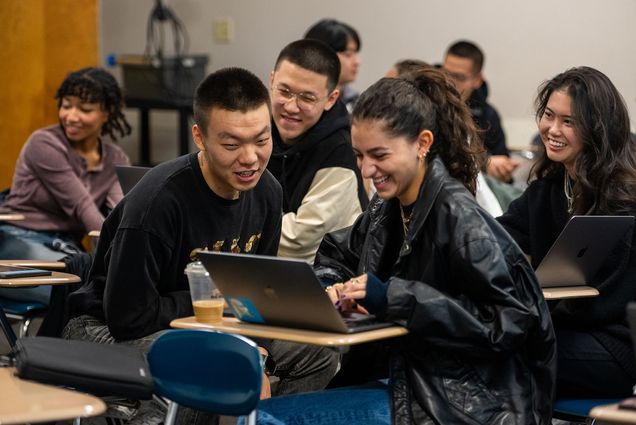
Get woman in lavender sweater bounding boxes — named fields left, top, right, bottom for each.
left=0, top=67, right=131, bottom=304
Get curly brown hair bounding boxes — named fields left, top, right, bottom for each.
left=532, top=66, right=636, bottom=215
left=55, top=67, right=131, bottom=141
left=351, top=67, right=485, bottom=195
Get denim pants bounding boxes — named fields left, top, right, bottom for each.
left=0, top=224, right=81, bottom=304
left=246, top=381, right=391, bottom=425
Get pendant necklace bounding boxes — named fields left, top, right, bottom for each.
left=399, top=204, right=414, bottom=237
left=563, top=173, right=574, bottom=214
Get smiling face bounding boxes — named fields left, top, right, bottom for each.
left=58, top=96, right=109, bottom=144
left=352, top=119, right=433, bottom=206
left=269, top=60, right=339, bottom=144
left=538, top=89, right=584, bottom=176
left=192, top=104, right=272, bottom=200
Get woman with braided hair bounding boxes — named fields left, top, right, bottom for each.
left=0, top=67, right=130, bottom=304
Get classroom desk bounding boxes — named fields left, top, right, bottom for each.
left=0, top=260, right=66, bottom=270
left=0, top=271, right=80, bottom=288
left=0, top=367, right=106, bottom=424
left=542, top=285, right=599, bottom=300
left=0, top=213, right=25, bottom=221
left=0, top=271, right=81, bottom=347
left=170, top=316, right=408, bottom=347
left=590, top=403, right=636, bottom=424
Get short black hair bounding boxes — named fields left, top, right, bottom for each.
left=304, top=19, right=361, bottom=53
left=274, top=39, right=341, bottom=92
left=193, top=67, right=270, bottom=134
left=446, top=40, right=484, bottom=74
left=55, top=67, right=131, bottom=141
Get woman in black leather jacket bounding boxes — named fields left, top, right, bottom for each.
left=256, top=67, right=556, bottom=424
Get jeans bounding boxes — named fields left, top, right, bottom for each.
left=267, top=339, right=341, bottom=395
left=244, top=381, right=391, bottom=425
left=0, top=224, right=82, bottom=305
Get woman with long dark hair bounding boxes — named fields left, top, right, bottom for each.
left=498, top=66, right=636, bottom=398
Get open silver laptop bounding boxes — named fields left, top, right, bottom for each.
left=198, top=251, right=393, bottom=334
left=115, top=165, right=151, bottom=194
left=535, top=215, right=634, bottom=288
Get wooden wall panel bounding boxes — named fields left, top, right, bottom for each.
left=0, top=0, right=97, bottom=189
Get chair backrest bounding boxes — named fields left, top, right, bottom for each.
left=147, top=329, right=262, bottom=416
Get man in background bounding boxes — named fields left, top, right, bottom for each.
left=443, top=40, right=519, bottom=182
left=268, top=39, right=368, bottom=262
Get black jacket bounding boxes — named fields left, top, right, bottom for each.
left=498, top=168, right=636, bottom=379
left=315, top=157, right=556, bottom=424
left=469, top=82, right=509, bottom=157
left=69, top=154, right=282, bottom=340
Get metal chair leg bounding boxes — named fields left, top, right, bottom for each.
left=0, top=309, right=17, bottom=347
left=164, top=401, right=179, bottom=425
left=20, top=317, right=31, bottom=338
left=246, top=409, right=257, bottom=425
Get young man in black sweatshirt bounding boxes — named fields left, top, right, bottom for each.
left=65, top=68, right=339, bottom=415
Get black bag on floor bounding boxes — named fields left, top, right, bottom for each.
left=12, top=336, right=154, bottom=400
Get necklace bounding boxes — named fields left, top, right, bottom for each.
left=399, top=204, right=414, bottom=236
left=563, top=173, right=574, bottom=214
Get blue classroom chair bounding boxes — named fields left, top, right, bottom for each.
left=0, top=297, right=46, bottom=345
left=147, top=329, right=263, bottom=425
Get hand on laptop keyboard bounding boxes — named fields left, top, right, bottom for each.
left=325, top=279, right=370, bottom=316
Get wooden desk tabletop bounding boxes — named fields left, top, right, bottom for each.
left=542, top=285, right=599, bottom=300
left=171, top=316, right=408, bottom=347
left=0, top=213, right=25, bottom=221
left=590, top=403, right=636, bottom=424
left=0, top=367, right=106, bottom=424
left=0, top=260, right=66, bottom=270
left=0, top=271, right=80, bottom=288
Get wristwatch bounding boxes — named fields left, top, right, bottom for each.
left=260, top=352, right=277, bottom=376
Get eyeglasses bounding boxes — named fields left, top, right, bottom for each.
left=271, top=85, right=325, bottom=110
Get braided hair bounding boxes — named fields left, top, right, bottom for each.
left=55, top=67, right=131, bottom=141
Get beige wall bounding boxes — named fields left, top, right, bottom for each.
left=100, top=0, right=636, bottom=163
left=0, top=0, right=97, bottom=188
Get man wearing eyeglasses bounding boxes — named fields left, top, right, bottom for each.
left=267, top=39, right=368, bottom=262
left=442, top=40, right=520, bottom=183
